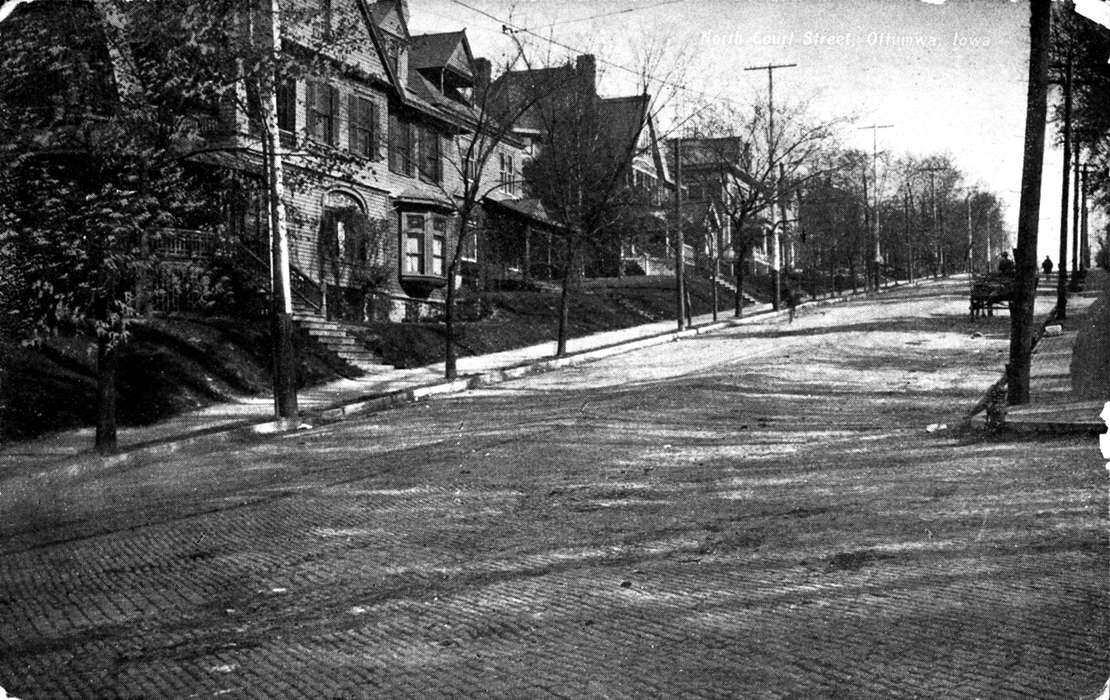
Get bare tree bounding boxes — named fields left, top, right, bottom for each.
left=512, top=35, right=691, bottom=355
left=434, top=48, right=552, bottom=380
left=689, top=99, right=843, bottom=313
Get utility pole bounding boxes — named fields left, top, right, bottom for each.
left=744, top=62, right=796, bottom=310
left=674, top=138, right=686, bottom=330
left=1055, top=55, right=1072, bottom=319
left=1007, top=0, right=1051, bottom=406
left=1071, top=143, right=1080, bottom=280
left=859, top=124, right=893, bottom=289
left=1080, top=163, right=1092, bottom=269
left=263, top=0, right=298, bottom=418
left=965, top=191, right=973, bottom=275
left=985, top=206, right=992, bottom=271
left=919, top=166, right=946, bottom=278
left=903, top=186, right=914, bottom=283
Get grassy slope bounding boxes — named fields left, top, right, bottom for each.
left=0, top=276, right=744, bottom=442
left=0, top=317, right=353, bottom=442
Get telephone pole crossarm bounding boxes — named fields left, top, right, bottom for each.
left=859, top=124, right=894, bottom=289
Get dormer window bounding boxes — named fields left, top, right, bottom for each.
left=383, top=35, right=402, bottom=75
left=317, top=0, right=333, bottom=41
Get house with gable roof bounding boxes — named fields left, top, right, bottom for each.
left=2, top=0, right=578, bottom=368
left=488, top=54, right=677, bottom=279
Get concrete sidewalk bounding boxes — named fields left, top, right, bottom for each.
left=1002, top=268, right=1109, bottom=435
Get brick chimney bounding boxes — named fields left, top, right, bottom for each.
left=575, top=54, right=596, bottom=101
left=474, top=57, right=491, bottom=93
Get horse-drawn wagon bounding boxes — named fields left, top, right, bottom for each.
left=969, top=273, right=1015, bottom=319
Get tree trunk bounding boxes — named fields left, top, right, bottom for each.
left=734, top=247, right=747, bottom=318
left=556, top=251, right=573, bottom=357
left=1007, top=0, right=1051, bottom=405
left=1056, top=56, right=1072, bottom=318
left=95, top=333, right=118, bottom=455
left=445, top=260, right=458, bottom=379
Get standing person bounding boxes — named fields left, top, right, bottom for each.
left=1041, top=256, right=1054, bottom=275
left=785, top=286, right=798, bottom=323
left=998, top=251, right=1016, bottom=275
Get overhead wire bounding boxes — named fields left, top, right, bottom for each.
left=443, top=0, right=758, bottom=115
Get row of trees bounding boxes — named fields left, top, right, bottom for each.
left=668, top=100, right=1011, bottom=308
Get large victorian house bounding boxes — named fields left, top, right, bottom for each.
left=489, top=54, right=675, bottom=278
left=5, top=0, right=540, bottom=339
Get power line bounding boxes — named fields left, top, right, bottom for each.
left=523, top=0, right=685, bottom=30
left=444, top=0, right=759, bottom=111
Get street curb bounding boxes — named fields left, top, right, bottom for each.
left=10, top=281, right=919, bottom=487
left=964, top=278, right=1107, bottom=435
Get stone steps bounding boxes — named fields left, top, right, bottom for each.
left=293, top=314, right=394, bottom=373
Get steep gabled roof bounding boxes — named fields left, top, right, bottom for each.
left=409, top=31, right=473, bottom=75
left=366, top=0, right=409, bottom=38
left=597, top=94, right=655, bottom=183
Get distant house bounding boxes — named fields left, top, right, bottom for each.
left=667, top=136, right=799, bottom=278
left=489, top=54, right=675, bottom=278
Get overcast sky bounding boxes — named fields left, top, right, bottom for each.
left=410, top=0, right=1089, bottom=262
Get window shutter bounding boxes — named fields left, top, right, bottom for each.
left=328, top=85, right=340, bottom=146
left=370, top=101, right=381, bottom=161
left=347, top=93, right=358, bottom=155
left=406, top=122, right=416, bottom=176
left=433, top=133, right=442, bottom=183
left=388, top=111, right=399, bottom=171
left=305, top=82, right=316, bottom=137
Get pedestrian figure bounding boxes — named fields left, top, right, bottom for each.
left=1041, top=256, right=1053, bottom=275
left=833, top=272, right=844, bottom=297
left=785, top=287, right=798, bottom=323
left=998, top=251, right=1015, bottom=275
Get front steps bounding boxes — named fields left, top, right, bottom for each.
left=292, top=315, right=394, bottom=374
left=711, top=277, right=762, bottom=307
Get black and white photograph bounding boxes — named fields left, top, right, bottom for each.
left=0, top=0, right=1107, bottom=696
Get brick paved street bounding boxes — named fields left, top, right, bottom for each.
left=1, top=281, right=1106, bottom=698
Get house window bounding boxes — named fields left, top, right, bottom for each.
left=277, top=78, right=296, bottom=133
left=499, top=152, right=514, bottom=194
left=401, top=213, right=450, bottom=277
left=348, top=94, right=377, bottom=159
left=431, top=217, right=447, bottom=275
left=306, top=82, right=339, bottom=146
left=419, top=126, right=441, bottom=184
left=404, top=214, right=426, bottom=273
left=460, top=225, right=478, bottom=262
left=245, top=76, right=294, bottom=136
left=389, top=111, right=415, bottom=176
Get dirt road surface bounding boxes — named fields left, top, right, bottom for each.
left=1, top=279, right=1106, bottom=698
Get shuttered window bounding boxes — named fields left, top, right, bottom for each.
left=389, top=110, right=415, bottom=176
left=348, top=94, right=377, bottom=159
left=306, top=82, right=339, bottom=146
left=418, top=126, right=442, bottom=184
